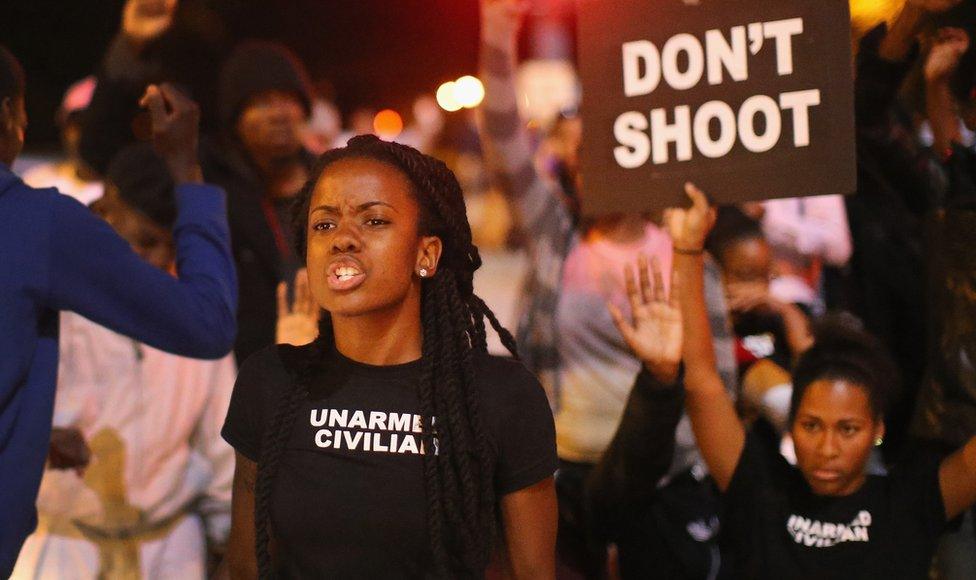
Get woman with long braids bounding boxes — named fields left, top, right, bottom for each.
left=221, top=135, right=558, bottom=578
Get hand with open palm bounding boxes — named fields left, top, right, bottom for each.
left=276, top=269, right=320, bottom=346
left=609, top=254, right=682, bottom=385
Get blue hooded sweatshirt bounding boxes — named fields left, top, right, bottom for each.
left=0, top=164, right=237, bottom=575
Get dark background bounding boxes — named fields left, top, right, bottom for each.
left=3, top=0, right=500, bottom=151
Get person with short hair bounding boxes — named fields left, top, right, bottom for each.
left=11, top=143, right=236, bottom=579
left=0, top=45, right=236, bottom=576
left=659, top=184, right=976, bottom=579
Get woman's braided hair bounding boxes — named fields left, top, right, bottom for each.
left=253, top=135, right=519, bottom=578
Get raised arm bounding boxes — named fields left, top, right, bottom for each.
left=925, top=28, right=970, bottom=157
left=666, top=184, right=745, bottom=492
left=478, top=0, right=573, bottom=239
left=939, top=435, right=976, bottom=520
left=48, top=84, right=236, bottom=359
left=590, top=255, right=685, bottom=515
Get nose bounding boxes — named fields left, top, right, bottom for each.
left=330, top=220, right=362, bottom=254
left=818, top=430, right=840, bottom=459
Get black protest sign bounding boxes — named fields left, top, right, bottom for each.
left=577, top=0, right=855, bottom=214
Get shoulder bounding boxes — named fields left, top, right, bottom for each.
left=236, top=343, right=310, bottom=388
left=472, top=354, right=548, bottom=405
left=471, top=353, right=553, bottom=435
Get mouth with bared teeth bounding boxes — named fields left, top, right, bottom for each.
left=326, top=259, right=366, bottom=291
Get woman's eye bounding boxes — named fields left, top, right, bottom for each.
left=312, top=222, right=335, bottom=231
left=841, top=425, right=860, bottom=437
left=802, top=421, right=819, bottom=432
left=366, top=218, right=389, bottom=227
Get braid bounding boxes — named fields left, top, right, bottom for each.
left=254, top=327, right=329, bottom=579
left=287, top=135, right=521, bottom=576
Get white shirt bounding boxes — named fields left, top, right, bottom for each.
left=30, top=312, right=235, bottom=543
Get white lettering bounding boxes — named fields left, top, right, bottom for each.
left=314, top=429, right=332, bottom=448
left=622, top=40, right=661, bottom=97
left=705, top=27, right=748, bottom=85
left=764, top=18, right=803, bottom=76
left=614, top=112, right=651, bottom=168
left=779, top=89, right=820, bottom=147
left=651, top=105, right=693, bottom=164
left=310, top=409, right=327, bottom=427
left=693, top=100, right=737, bottom=158
left=661, top=33, right=704, bottom=90
left=738, top=95, right=781, bottom=153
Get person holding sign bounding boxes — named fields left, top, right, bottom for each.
left=661, top=184, right=976, bottom=579
left=479, top=0, right=736, bottom=576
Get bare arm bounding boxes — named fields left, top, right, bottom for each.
left=478, top=0, right=573, bottom=238
left=227, top=453, right=258, bottom=580
left=939, top=436, right=976, bottom=520
left=500, top=477, right=557, bottom=580
left=925, top=28, right=970, bottom=156
left=667, top=184, right=746, bottom=492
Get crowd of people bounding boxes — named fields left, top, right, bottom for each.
left=1, top=0, right=975, bottom=578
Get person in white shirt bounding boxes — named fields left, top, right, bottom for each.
left=11, top=143, right=235, bottom=580
left=21, top=76, right=103, bottom=206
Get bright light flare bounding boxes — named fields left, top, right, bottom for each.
left=436, top=81, right=462, bottom=112
left=453, top=75, right=485, bottom=108
left=373, top=109, right=404, bottom=140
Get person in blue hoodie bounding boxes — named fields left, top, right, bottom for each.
left=0, top=45, right=237, bottom=576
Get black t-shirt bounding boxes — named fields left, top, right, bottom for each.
left=222, top=344, right=557, bottom=579
left=722, top=433, right=947, bottom=579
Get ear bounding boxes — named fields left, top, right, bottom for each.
left=416, top=235, right=443, bottom=277
left=874, top=420, right=886, bottom=443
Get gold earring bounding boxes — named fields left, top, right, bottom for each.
left=874, top=437, right=884, bottom=447
left=419, top=268, right=428, bottom=278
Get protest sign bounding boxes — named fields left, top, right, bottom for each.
left=577, top=0, right=856, bottom=213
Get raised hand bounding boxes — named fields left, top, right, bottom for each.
left=481, top=0, right=530, bottom=46
left=123, top=0, right=178, bottom=49
left=277, top=269, right=320, bottom=346
left=925, top=27, right=970, bottom=83
left=609, top=255, right=682, bottom=384
left=663, top=182, right=715, bottom=253
left=139, top=83, right=202, bottom=184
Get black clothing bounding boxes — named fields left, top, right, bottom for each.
left=555, top=368, right=723, bottom=579
left=912, top=145, right=976, bottom=448
left=722, top=433, right=946, bottom=579
left=216, top=41, right=312, bottom=128
left=199, top=142, right=313, bottom=363
left=221, top=344, right=557, bottom=579
left=847, top=25, right=935, bottom=459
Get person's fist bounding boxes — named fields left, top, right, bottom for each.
left=664, top=183, right=716, bottom=253
left=139, top=83, right=202, bottom=183
left=925, top=27, right=970, bottom=83
left=481, top=0, right=530, bottom=45
left=49, top=427, right=91, bottom=475
left=123, top=0, right=178, bottom=48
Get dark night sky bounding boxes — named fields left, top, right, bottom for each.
left=3, top=0, right=490, bottom=150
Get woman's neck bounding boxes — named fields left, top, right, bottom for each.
left=330, top=302, right=423, bottom=366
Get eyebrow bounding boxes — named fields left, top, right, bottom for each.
left=310, top=201, right=398, bottom=214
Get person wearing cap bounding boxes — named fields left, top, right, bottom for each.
left=0, top=44, right=236, bottom=576
left=22, top=76, right=104, bottom=206
left=201, top=40, right=317, bottom=363
left=11, top=143, right=236, bottom=580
